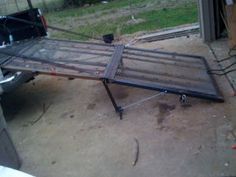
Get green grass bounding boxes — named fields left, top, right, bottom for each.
left=46, top=0, right=156, bottom=18
left=122, top=4, right=198, bottom=34
left=51, top=3, right=198, bottom=41
left=52, top=16, right=128, bottom=40
left=0, top=0, right=198, bottom=41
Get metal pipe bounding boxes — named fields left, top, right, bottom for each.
left=102, top=81, right=123, bottom=119
left=122, top=91, right=167, bottom=110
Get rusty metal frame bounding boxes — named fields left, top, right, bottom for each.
left=0, top=38, right=224, bottom=119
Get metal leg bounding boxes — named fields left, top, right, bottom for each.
left=102, top=81, right=123, bottom=119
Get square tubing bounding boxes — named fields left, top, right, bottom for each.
left=102, top=81, right=123, bottom=119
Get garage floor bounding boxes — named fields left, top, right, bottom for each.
left=3, top=34, right=236, bottom=177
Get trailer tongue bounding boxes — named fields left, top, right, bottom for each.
left=0, top=38, right=223, bottom=118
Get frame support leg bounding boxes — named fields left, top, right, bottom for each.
left=102, top=81, right=123, bottom=119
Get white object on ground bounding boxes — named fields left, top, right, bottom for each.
left=0, top=166, right=35, bottom=177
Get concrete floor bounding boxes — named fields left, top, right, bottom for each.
left=3, top=34, right=236, bottom=177
left=210, top=38, right=236, bottom=95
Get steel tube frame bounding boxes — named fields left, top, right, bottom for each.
left=102, top=81, right=123, bottom=119
left=0, top=39, right=224, bottom=119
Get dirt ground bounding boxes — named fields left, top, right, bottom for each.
left=3, top=34, right=236, bottom=177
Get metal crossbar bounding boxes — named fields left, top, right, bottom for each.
left=104, top=45, right=124, bottom=80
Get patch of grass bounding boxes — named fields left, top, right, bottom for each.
left=51, top=16, right=129, bottom=40
left=51, top=3, right=198, bottom=41
left=122, top=3, right=198, bottom=34
left=46, top=0, right=153, bottom=18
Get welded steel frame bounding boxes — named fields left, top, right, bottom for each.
left=0, top=38, right=224, bottom=119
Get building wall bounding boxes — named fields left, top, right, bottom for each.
left=198, top=0, right=225, bottom=42
left=198, top=0, right=216, bottom=42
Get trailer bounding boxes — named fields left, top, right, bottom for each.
left=0, top=7, right=224, bottom=119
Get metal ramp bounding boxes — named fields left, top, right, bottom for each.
left=0, top=38, right=223, bottom=118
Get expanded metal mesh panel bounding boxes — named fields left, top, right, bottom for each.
left=0, top=38, right=223, bottom=102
